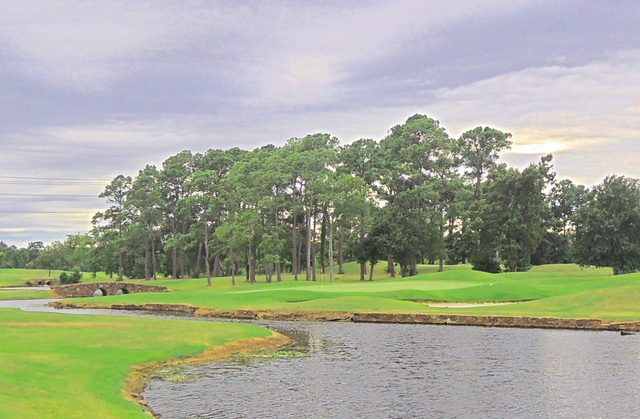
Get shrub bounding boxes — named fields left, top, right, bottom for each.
left=471, top=254, right=502, bottom=273
left=69, top=266, right=83, bottom=283
left=59, top=267, right=83, bottom=285
left=59, top=272, right=69, bottom=284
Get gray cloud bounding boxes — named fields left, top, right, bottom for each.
left=0, top=0, right=638, bottom=246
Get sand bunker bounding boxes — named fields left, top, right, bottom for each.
left=427, top=302, right=517, bottom=308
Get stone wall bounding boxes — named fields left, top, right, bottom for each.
left=350, top=312, right=640, bottom=331
left=52, top=282, right=169, bottom=298
left=48, top=300, right=640, bottom=332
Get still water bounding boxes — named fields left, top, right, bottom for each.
left=3, top=299, right=640, bottom=418
left=143, top=321, right=640, bottom=418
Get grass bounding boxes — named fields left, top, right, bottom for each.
left=0, top=269, right=114, bottom=287
left=0, top=289, right=54, bottom=300
left=0, top=308, right=274, bottom=419
left=55, top=262, right=640, bottom=320
left=1, top=262, right=638, bottom=417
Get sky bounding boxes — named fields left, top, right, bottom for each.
left=0, top=0, right=639, bottom=247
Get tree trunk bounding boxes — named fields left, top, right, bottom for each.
left=320, top=212, right=326, bottom=273
left=230, top=244, right=236, bottom=286
left=297, top=230, right=303, bottom=277
left=360, top=262, right=366, bottom=281
left=329, top=220, right=334, bottom=282
left=118, top=221, right=124, bottom=282
left=306, top=194, right=313, bottom=281
left=144, top=239, right=151, bottom=281
left=312, top=212, right=317, bottom=282
left=292, top=184, right=299, bottom=281
left=152, top=236, right=157, bottom=280
left=276, top=262, right=282, bottom=282
left=194, top=242, right=202, bottom=278
left=338, top=226, right=345, bottom=274
left=179, top=222, right=187, bottom=279
left=248, top=236, right=256, bottom=284
left=213, top=254, right=220, bottom=277
left=172, top=217, right=178, bottom=279
left=265, top=262, right=272, bottom=283
left=369, top=262, right=375, bottom=281
left=204, top=219, right=211, bottom=286
left=118, top=246, right=123, bottom=282
left=387, top=254, right=395, bottom=278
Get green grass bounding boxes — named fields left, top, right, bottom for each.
left=0, top=289, right=54, bottom=300
left=0, top=269, right=115, bottom=287
left=2, top=263, right=639, bottom=417
left=63, top=262, right=640, bottom=320
left=0, top=308, right=273, bottom=419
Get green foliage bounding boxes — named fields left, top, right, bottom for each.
left=471, top=254, right=502, bottom=273
left=58, top=271, right=69, bottom=283
left=474, top=156, right=554, bottom=272
left=3, top=114, right=630, bottom=286
left=572, top=175, right=640, bottom=275
left=59, top=266, right=82, bottom=284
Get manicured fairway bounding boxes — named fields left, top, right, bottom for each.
left=0, top=269, right=114, bottom=287
left=0, top=289, right=53, bottom=300
left=64, top=263, right=640, bottom=320
left=0, top=269, right=61, bottom=287
left=0, top=309, right=274, bottom=419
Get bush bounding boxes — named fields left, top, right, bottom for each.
left=59, top=267, right=83, bottom=285
left=69, top=266, right=83, bottom=283
left=471, top=254, right=502, bottom=273
left=59, top=272, right=69, bottom=284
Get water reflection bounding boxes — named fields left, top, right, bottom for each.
left=144, top=322, right=640, bottom=418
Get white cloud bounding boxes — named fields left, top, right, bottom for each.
left=427, top=49, right=640, bottom=184
left=0, top=1, right=243, bottom=91
left=226, top=0, right=542, bottom=106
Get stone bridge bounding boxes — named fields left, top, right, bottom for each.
left=53, top=282, right=169, bottom=298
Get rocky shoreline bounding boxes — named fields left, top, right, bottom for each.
left=49, top=300, right=640, bottom=332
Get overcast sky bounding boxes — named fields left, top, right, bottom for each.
left=1, top=1, right=639, bottom=247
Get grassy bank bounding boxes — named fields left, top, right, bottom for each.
left=0, top=308, right=279, bottom=419
left=0, top=289, right=53, bottom=300
left=59, top=262, right=640, bottom=321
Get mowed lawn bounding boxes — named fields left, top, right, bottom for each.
left=3, top=262, right=636, bottom=319
left=0, top=268, right=114, bottom=288
left=0, top=308, right=274, bottom=419
left=62, top=262, right=640, bottom=321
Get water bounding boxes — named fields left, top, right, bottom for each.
left=3, top=299, right=640, bottom=417
left=143, top=321, right=640, bottom=418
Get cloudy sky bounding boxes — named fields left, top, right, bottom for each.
left=1, top=0, right=639, bottom=246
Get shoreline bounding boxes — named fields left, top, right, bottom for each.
left=49, top=300, right=640, bottom=332
left=123, top=331, right=291, bottom=417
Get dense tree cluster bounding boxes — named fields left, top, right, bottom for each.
left=3, top=114, right=640, bottom=279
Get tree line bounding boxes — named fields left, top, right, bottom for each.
left=3, top=114, right=640, bottom=280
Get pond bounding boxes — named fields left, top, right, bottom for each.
left=3, top=299, right=640, bottom=418
left=143, top=321, right=640, bottom=418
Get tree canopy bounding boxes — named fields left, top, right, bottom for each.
left=3, top=114, right=636, bottom=279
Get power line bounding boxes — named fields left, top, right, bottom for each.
left=0, top=193, right=98, bottom=199
left=0, top=210, right=95, bottom=214
left=0, top=175, right=106, bottom=181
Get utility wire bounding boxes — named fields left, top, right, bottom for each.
left=0, top=210, right=95, bottom=214
left=0, top=175, right=106, bottom=181
left=0, top=193, right=98, bottom=198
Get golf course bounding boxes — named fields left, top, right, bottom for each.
left=3, top=262, right=640, bottom=417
